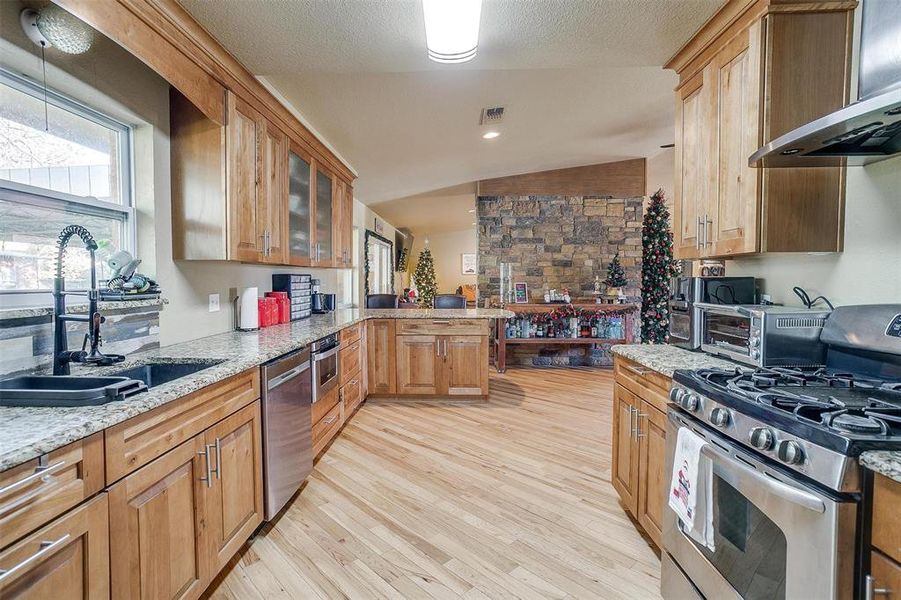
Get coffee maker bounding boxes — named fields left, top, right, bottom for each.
left=310, top=279, right=336, bottom=314
left=668, top=276, right=756, bottom=349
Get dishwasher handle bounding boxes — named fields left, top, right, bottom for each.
left=267, top=360, right=311, bottom=391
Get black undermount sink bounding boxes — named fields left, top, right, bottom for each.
left=111, top=360, right=223, bottom=388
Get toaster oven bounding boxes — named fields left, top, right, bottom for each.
left=696, top=303, right=831, bottom=367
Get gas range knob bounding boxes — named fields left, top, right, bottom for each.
left=777, top=440, right=805, bottom=465
left=682, top=393, right=700, bottom=412
left=751, top=349, right=761, bottom=360
left=710, top=407, right=732, bottom=427
left=749, top=336, right=760, bottom=348
left=749, top=427, right=776, bottom=451
left=670, top=387, right=685, bottom=403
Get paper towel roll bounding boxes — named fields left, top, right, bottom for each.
left=238, top=287, right=259, bottom=330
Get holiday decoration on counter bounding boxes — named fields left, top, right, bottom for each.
left=502, top=304, right=636, bottom=341
left=640, top=188, right=678, bottom=343
left=413, top=248, right=438, bottom=308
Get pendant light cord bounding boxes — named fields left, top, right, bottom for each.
left=40, top=42, right=49, bottom=131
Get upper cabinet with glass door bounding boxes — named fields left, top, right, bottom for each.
left=286, top=144, right=313, bottom=266
left=314, top=166, right=334, bottom=266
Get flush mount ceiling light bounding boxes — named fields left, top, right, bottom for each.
left=20, top=6, right=94, bottom=55
left=422, top=0, right=482, bottom=64
left=482, top=131, right=500, bottom=139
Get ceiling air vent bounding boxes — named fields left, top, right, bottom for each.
left=479, top=106, right=505, bottom=125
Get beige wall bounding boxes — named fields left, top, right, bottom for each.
left=727, top=156, right=901, bottom=306
left=411, top=229, right=478, bottom=295
left=646, top=147, right=674, bottom=205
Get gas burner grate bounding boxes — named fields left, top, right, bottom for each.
left=823, top=410, right=890, bottom=435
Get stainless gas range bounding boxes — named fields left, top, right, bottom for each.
left=662, top=304, right=901, bottom=600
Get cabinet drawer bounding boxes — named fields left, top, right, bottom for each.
left=869, top=551, right=901, bottom=600
left=340, top=322, right=362, bottom=345
left=311, top=385, right=339, bottom=425
left=313, top=401, right=343, bottom=456
left=614, top=355, right=671, bottom=412
left=0, top=493, right=109, bottom=598
left=342, top=376, right=363, bottom=416
left=0, top=433, right=104, bottom=550
left=873, top=474, right=901, bottom=564
left=339, top=338, right=362, bottom=385
left=105, top=368, right=260, bottom=483
left=396, top=319, right=488, bottom=336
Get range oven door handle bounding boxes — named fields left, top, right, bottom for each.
left=700, top=444, right=826, bottom=514
left=312, top=345, right=341, bottom=361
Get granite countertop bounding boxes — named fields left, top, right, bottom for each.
left=860, top=451, right=901, bottom=484
left=610, top=343, right=737, bottom=377
left=0, top=307, right=512, bottom=471
left=0, top=297, right=168, bottom=321
left=365, top=307, right=513, bottom=319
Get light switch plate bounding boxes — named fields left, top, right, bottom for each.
left=209, top=293, right=220, bottom=312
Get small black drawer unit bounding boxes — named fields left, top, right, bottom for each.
left=272, top=274, right=312, bottom=320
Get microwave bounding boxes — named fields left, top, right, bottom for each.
left=669, top=277, right=756, bottom=350
left=696, top=303, right=831, bottom=367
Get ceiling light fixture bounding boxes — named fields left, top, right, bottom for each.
left=422, top=0, right=482, bottom=64
left=482, top=131, right=500, bottom=139
left=20, top=6, right=94, bottom=55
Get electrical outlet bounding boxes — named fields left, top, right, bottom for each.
left=761, top=294, right=773, bottom=304
left=209, top=293, right=220, bottom=312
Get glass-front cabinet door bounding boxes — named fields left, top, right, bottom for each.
left=315, top=166, right=333, bottom=264
left=287, top=146, right=312, bottom=265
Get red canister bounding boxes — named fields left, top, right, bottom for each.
left=266, top=291, right=290, bottom=323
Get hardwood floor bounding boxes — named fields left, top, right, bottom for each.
left=205, top=367, right=663, bottom=600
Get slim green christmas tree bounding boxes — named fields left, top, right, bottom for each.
left=641, top=189, right=677, bottom=343
left=413, top=248, right=438, bottom=308
left=603, top=253, right=627, bottom=288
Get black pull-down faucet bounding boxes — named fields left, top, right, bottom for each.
left=52, top=225, right=125, bottom=375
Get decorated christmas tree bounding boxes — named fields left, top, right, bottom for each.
left=603, top=253, right=627, bottom=288
left=413, top=248, right=438, bottom=308
left=641, top=189, right=677, bottom=343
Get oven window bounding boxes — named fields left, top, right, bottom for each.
left=317, top=353, right=337, bottom=388
left=686, top=476, right=787, bottom=599
left=670, top=312, right=691, bottom=341
left=703, top=313, right=750, bottom=353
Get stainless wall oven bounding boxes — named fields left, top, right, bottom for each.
left=311, top=333, right=340, bottom=403
left=663, top=410, right=857, bottom=600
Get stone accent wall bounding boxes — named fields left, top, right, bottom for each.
left=477, top=195, right=643, bottom=301
left=477, top=195, right=644, bottom=367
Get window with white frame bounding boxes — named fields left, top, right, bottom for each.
left=0, top=69, right=132, bottom=293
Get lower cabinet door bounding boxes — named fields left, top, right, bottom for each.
left=637, top=402, right=667, bottom=548
left=611, top=383, right=639, bottom=515
left=0, top=493, right=109, bottom=599
left=203, top=401, right=264, bottom=574
left=441, top=335, right=488, bottom=396
left=108, top=436, right=209, bottom=600
left=396, top=335, right=440, bottom=395
left=870, top=551, right=901, bottom=600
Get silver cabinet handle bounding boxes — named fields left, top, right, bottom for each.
left=628, top=406, right=636, bottom=440
left=260, top=232, right=267, bottom=256
left=635, top=412, right=647, bottom=438
left=704, top=214, right=713, bottom=248
left=0, top=460, right=66, bottom=499
left=865, top=575, right=891, bottom=600
left=696, top=217, right=703, bottom=250
left=444, top=339, right=448, bottom=357
left=435, top=340, right=441, bottom=357
left=432, top=320, right=451, bottom=325
left=213, top=438, right=221, bottom=480
left=199, top=445, right=213, bottom=487
left=0, top=534, right=70, bottom=583
left=324, top=415, right=338, bottom=425
left=623, top=364, right=649, bottom=376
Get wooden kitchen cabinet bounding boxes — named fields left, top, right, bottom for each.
left=203, top=402, right=264, bottom=574
left=612, top=355, right=669, bottom=548
left=442, top=335, right=488, bottom=396
left=108, top=434, right=210, bottom=600
left=867, top=473, right=901, bottom=599
left=396, top=335, right=442, bottom=395
left=667, top=0, right=854, bottom=259
left=286, top=143, right=314, bottom=266
left=332, top=179, right=354, bottom=268
left=226, top=91, right=265, bottom=262
left=314, top=166, right=334, bottom=265
left=259, top=119, right=289, bottom=263
left=367, top=319, right=397, bottom=395
left=0, top=493, right=109, bottom=599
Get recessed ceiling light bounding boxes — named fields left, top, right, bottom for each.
left=482, top=131, right=500, bottom=139
left=423, top=0, right=482, bottom=64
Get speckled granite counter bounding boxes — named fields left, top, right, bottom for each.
left=0, top=297, right=167, bottom=321
left=0, top=307, right=512, bottom=471
left=860, top=451, right=901, bottom=484
left=610, top=343, right=737, bottom=377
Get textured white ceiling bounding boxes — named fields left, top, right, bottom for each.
left=180, top=0, right=723, bottom=205
left=370, top=183, right=477, bottom=235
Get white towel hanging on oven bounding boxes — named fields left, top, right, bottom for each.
left=668, top=427, right=715, bottom=551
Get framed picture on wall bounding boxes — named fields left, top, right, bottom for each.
left=513, top=282, right=529, bottom=303
left=461, top=253, right=477, bottom=275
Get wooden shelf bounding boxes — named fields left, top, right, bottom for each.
left=501, top=337, right=626, bottom=345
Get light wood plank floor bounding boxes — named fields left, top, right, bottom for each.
left=205, top=367, right=662, bottom=600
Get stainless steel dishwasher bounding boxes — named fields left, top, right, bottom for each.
left=261, top=346, right=313, bottom=520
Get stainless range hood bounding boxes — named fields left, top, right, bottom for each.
left=750, top=0, right=901, bottom=167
